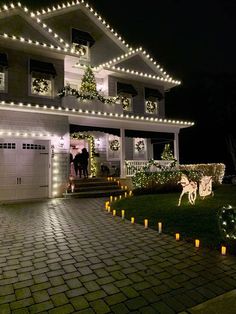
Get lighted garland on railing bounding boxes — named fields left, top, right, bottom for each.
left=58, top=85, right=134, bottom=107
left=71, top=132, right=96, bottom=177
left=125, top=159, right=177, bottom=175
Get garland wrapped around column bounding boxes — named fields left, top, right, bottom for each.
left=71, top=133, right=96, bottom=177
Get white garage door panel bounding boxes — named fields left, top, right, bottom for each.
left=0, top=176, right=17, bottom=186
left=0, top=188, right=17, bottom=200
left=0, top=139, right=50, bottom=201
left=16, top=187, right=48, bottom=199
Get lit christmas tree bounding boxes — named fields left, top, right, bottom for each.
left=80, top=66, right=97, bottom=95
left=161, top=144, right=175, bottom=160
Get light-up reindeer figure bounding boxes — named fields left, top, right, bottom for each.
left=178, top=174, right=198, bottom=206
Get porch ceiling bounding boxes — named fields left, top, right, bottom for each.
left=70, top=124, right=174, bottom=139
left=69, top=115, right=183, bottom=134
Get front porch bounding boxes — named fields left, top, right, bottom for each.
left=70, top=125, right=179, bottom=179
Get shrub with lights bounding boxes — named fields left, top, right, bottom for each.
left=218, top=204, right=236, bottom=241
left=218, top=204, right=236, bottom=254
left=179, top=163, right=225, bottom=185
left=130, top=159, right=201, bottom=194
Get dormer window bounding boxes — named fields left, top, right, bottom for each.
left=145, top=87, right=163, bottom=115
left=117, top=82, right=137, bottom=112
left=30, top=59, right=56, bottom=97
left=0, top=53, right=8, bottom=92
left=71, top=28, right=95, bottom=60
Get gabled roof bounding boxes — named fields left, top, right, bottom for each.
left=97, top=48, right=181, bottom=87
left=0, top=1, right=181, bottom=88
left=0, top=3, right=69, bottom=48
left=34, top=0, right=130, bottom=52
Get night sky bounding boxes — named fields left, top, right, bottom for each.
left=1, top=0, right=236, bottom=172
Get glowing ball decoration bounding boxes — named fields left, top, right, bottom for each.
left=218, top=205, right=236, bottom=241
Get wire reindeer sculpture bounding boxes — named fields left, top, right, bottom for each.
left=177, top=174, right=198, bottom=206
left=177, top=174, right=213, bottom=206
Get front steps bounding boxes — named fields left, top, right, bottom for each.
left=63, top=177, right=126, bottom=198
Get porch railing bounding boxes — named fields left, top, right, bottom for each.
left=125, top=160, right=173, bottom=177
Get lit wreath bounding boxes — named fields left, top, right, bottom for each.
left=32, top=78, right=49, bottom=94
left=121, top=97, right=131, bottom=110
left=109, top=139, right=120, bottom=151
left=146, top=101, right=156, bottom=113
left=218, top=205, right=236, bottom=240
left=135, top=140, right=145, bottom=152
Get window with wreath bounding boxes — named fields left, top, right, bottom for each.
left=30, top=59, right=56, bottom=97
left=144, top=87, right=163, bottom=115
left=0, top=53, right=8, bottom=92
left=107, top=134, right=120, bottom=160
left=71, top=28, right=95, bottom=61
left=117, top=82, right=137, bottom=112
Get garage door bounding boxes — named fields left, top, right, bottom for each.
left=0, top=139, right=49, bottom=201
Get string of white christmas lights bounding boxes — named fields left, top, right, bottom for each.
left=0, top=100, right=194, bottom=126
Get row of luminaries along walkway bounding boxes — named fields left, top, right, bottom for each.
left=0, top=198, right=236, bottom=313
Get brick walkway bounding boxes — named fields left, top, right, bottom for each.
left=0, top=199, right=236, bottom=313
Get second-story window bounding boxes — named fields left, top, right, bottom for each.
left=0, top=53, right=8, bottom=93
left=145, top=87, right=163, bottom=115
left=117, top=82, right=137, bottom=112
left=30, top=59, right=56, bottom=97
left=71, top=28, right=95, bottom=61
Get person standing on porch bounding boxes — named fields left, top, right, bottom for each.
left=81, top=148, right=89, bottom=178
left=73, top=152, right=82, bottom=178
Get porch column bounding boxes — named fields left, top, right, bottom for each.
left=120, top=128, right=126, bottom=178
left=174, top=132, right=179, bottom=163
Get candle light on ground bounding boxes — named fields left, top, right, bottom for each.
left=107, top=206, right=111, bottom=213
left=110, top=196, right=113, bottom=202
left=158, top=222, right=162, bottom=234
left=125, top=192, right=127, bottom=198
left=131, top=217, right=135, bottom=224
left=121, top=210, right=125, bottom=219
left=221, top=245, right=227, bottom=255
left=144, top=219, right=148, bottom=229
left=195, top=239, right=200, bottom=248
left=113, top=210, right=116, bottom=216
left=129, top=191, right=132, bottom=196
left=175, top=233, right=180, bottom=241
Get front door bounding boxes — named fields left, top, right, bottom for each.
left=0, top=139, right=50, bottom=201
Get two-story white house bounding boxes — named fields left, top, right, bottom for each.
left=0, top=1, right=193, bottom=201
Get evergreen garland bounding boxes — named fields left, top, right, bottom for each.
left=58, top=66, right=133, bottom=106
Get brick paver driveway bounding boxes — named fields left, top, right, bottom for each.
left=0, top=198, right=236, bottom=313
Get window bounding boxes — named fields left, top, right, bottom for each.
left=0, top=69, right=5, bottom=91
left=120, top=96, right=133, bottom=112
left=145, top=100, right=158, bottom=115
left=29, top=59, right=56, bottom=97
left=117, top=82, right=137, bottom=112
left=31, top=74, right=52, bottom=97
left=71, top=28, right=95, bottom=61
left=144, top=87, right=163, bottom=115
left=0, top=53, right=8, bottom=92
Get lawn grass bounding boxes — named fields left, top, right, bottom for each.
left=113, top=184, right=236, bottom=252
